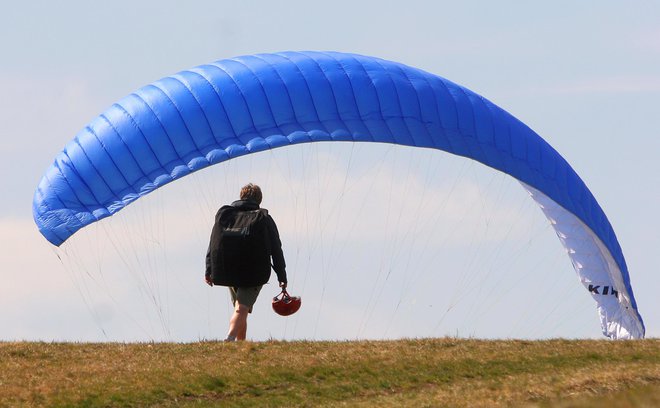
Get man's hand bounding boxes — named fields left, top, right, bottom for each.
left=205, top=275, right=213, bottom=287
left=279, top=281, right=287, bottom=289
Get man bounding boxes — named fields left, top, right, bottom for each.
left=205, top=183, right=287, bottom=341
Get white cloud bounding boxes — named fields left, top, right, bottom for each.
left=508, top=76, right=660, bottom=97
left=631, top=27, right=660, bottom=53
left=0, top=73, right=102, bottom=143
left=0, top=218, right=70, bottom=301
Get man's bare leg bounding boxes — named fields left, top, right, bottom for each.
left=227, top=303, right=249, bottom=341
left=238, top=318, right=247, bottom=340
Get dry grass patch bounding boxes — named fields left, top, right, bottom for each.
left=0, top=339, right=658, bottom=407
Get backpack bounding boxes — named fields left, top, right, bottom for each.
left=207, top=206, right=272, bottom=287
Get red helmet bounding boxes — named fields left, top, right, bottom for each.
left=272, top=289, right=301, bottom=316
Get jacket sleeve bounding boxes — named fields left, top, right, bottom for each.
left=205, top=244, right=212, bottom=278
left=206, top=207, right=224, bottom=278
left=267, top=214, right=287, bottom=283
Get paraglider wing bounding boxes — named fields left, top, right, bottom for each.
left=32, top=51, right=644, bottom=339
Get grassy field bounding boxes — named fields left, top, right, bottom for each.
left=1, top=338, right=658, bottom=407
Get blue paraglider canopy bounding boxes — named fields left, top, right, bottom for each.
left=32, top=51, right=644, bottom=339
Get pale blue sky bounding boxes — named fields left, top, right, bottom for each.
left=1, top=1, right=658, bottom=341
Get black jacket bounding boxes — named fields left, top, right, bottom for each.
left=205, top=200, right=287, bottom=287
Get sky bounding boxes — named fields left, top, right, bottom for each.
left=1, top=0, right=658, bottom=342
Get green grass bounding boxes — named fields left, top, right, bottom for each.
left=1, top=339, right=658, bottom=407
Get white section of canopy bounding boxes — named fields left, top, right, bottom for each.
left=521, top=183, right=644, bottom=339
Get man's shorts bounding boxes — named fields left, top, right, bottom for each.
left=229, top=286, right=263, bottom=313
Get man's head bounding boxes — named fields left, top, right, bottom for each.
left=240, top=183, right=263, bottom=205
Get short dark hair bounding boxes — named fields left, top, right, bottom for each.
left=240, top=183, right=262, bottom=204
